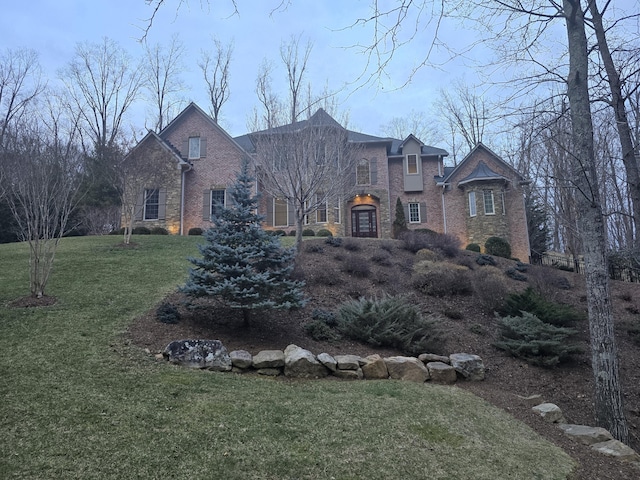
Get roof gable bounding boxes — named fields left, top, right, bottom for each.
left=159, top=102, right=250, bottom=157
left=125, top=131, right=188, bottom=168
left=442, top=142, right=524, bottom=185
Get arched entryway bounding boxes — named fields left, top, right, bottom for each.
left=351, top=205, right=378, bottom=238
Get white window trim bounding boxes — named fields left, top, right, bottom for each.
left=303, top=199, right=310, bottom=225
left=316, top=198, right=328, bottom=224
left=406, top=154, right=419, bottom=175
left=188, top=136, right=201, bottom=160
left=469, top=191, right=477, bottom=217
left=210, top=189, right=226, bottom=219
left=408, top=202, right=421, bottom=223
left=143, top=188, right=159, bottom=221
left=501, top=191, right=506, bottom=215
left=273, top=198, right=289, bottom=227
left=483, top=190, right=495, bottom=215
left=356, top=159, right=371, bottom=185
left=334, top=201, right=342, bottom=224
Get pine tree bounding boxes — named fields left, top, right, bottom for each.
left=182, top=159, right=307, bottom=327
left=392, top=197, right=407, bottom=238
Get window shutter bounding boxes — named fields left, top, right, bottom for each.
left=419, top=202, right=427, bottom=223
left=200, top=138, right=207, bottom=158
left=202, top=190, right=210, bottom=221
left=265, top=195, right=273, bottom=226
left=349, top=166, right=357, bottom=186
left=403, top=204, right=409, bottom=221
left=287, top=201, right=295, bottom=226
left=182, top=140, right=189, bottom=159
left=158, top=188, right=167, bottom=220
left=134, top=191, right=144, bottom=221
left=370, top=158, right=378, bottom=184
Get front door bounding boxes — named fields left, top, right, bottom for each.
left=351, top=207, right=378, bottom=238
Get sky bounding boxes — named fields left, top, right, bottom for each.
left=2, top=0, right=638, bottom=143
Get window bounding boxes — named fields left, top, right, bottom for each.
left=210, top=189, right=226, bottom=219
left=469, top=191, right=477, bottom=217
left=188, top=137, right=201, bottom=159
left=303, top=199, right=310, bottom=225
left=274, top=198, right=288, bottom=227
left=483, top=189, right=495, bottom=215
left=356, top=159, right=370, bottom=185
left=334, top=201, right=342, bottom=224
left=144, top=188, right=159, bottom=220
left=407, top=154, right=418, bottom=174
left=408, top=202, right=421, bottom=223
left=316, top=195, right=328, bottom=223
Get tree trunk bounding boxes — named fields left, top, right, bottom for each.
left=562, top=0, right=629, bottom=444
left=589, top=0, right=640, bottom=249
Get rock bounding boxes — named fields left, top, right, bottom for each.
left=252, top=350, right=285, bottom=369
left=426, top=361, right=457, bottom=384
left=163, top=339, right=232, bottom=371
left=335, top=354, right=363, bottom=370
left=333, top=368, right=363, bottom=380
left=591, top=439, right=640, bottom=463
left=532, top=403, right=566, bottom=423
left=229, top=350, right=253, bottom=369
left=317, top=352, right=337, bottom=372
left=449, top=353, right=485, bottom=381
left=361, top=354, right=389, bottom=380
left=557, top=424, right=613, bottom=445
left=283, top=344, right=329, bottom=378
left=256, top=368, right=281, bottom=376
left=384, top=356, right=430, bottom=382
left=418, top=353, right=450, bottom=364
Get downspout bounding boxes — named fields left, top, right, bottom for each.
left=441, top=184, right=447, bottom=234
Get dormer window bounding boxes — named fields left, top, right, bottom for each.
left=406, top=154, right=418, bottom=175
left=188, top=137, right=201, bottom=159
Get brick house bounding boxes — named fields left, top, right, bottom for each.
left=127, top=103, right=530, bottom=260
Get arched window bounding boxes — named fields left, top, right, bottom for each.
left=356, top=158, right=370, bottom=185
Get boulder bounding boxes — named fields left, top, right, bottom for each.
left=449, top=353, right=485, bottom=381
left=333, top=368, right=363, bottom=380
left=283, top=344, right=329, bottom=378
left=516, top=394, right=544, bottom=407
left=361, top=354, right=389, bottom=380
left=426, top=361, right=457, bottom=384
left=418, top=353, right=450, bottom=364
left=253, top=350, right=285, bottom=369
left=557, top=424, right=613, bottom=445
left=229, top=350, right=252, bottom=369
left=163, top=339, right=232, bottom=371
left=256, top=368, right=281, bottom=376
left=532, top=403, right=566, bottom=424
left=317, top=352, right=337, bottom=372
left=591, top=439, right=640, bottom=463
left=335, top=354, right=363, bottom=370
left=384, top=356, right=430, bottom=383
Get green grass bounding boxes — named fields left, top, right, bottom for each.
left=0, top=236, right=575, bottom=479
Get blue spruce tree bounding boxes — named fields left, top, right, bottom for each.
left=182, top=159, right=306, bottom=327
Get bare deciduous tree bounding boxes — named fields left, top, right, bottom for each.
left=0, top=48, right=43, bottom=149
left=0, top=123, right=83, bottom=298
left=199, top=38, right=233, bottom=123
left=118, top=135, right=177, bottom=245
left=61, top=37, right=143, bottom=160
left=281, top=35, right=313, bottom=123
left=251, top=111, right=360, bottom=250
left=144, top=35, right=186, bottom=131
left=380, top=109, right=440, bottom=145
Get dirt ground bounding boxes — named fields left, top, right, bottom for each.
left=127, top=238, right=640, bottom=479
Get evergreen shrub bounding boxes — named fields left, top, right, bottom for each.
left=494, top=312, right=581, bottom=367
left=150, top=226, right=169, bottom=235
left=316, top=229, right=332, bottom=237
left=302, top=229, right=315, bottom=236
left=188, top=227, right=203, bottom=236
left=499, top=287, right=584, bottom=326
left=156, top=302, right=181, bottom=324
left=412, top=261, right=472, bottom=296
left=466, top=243, right=481, bottom=252
left=485, top=237, right=511, bottom=258
left=325, top=236, right=342, bottom=247
left=337, top=295, right=444, bottom=355
left=132, top=226, right=151, bottom=235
